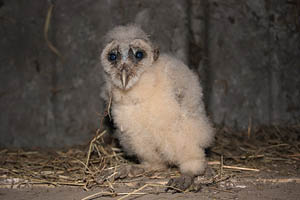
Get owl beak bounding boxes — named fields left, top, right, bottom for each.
left=121, top=69, right=128, bottom=89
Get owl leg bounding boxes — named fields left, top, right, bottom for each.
left=114, top=159, right=166, bottom=180
left=166, top=147, right=207, bottom=192
left=178, top=145, right=207, bottom=175
left=140, top=159, right=167, bottom=171
left=120, top=133, right=167, bottom=171
left=136, top=147, right=167, bottom=171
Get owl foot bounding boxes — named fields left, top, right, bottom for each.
left=95, top=164, right=145, bottom=184
left=165, top=174, right=194, bottom=193
left=115, top=164, right=145, bottom=179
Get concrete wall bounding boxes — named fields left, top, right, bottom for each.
left=206, top=0, right=300, bottom=129
left=0, top=0, right=299, bottom=148
left=0, top=0, right=188, bottom=148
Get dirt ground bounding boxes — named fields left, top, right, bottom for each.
left=1, top=126, right=299, bottom=199
left=1, top=169, right=300, bottom=200
left=1, top=155, right=299, bottom=200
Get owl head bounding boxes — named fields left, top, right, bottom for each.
left=101, top=25, right=159, bottom=90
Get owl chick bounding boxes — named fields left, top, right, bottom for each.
left=100, top=25, right=214, bottom=190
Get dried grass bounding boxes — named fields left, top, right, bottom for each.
left=212, top=125, right=300, bottom=165
left=0, top=123, right=299, bottom=199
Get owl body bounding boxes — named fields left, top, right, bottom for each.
left=101, top=25, right=214, bottom=176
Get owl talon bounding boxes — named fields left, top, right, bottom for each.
left=165, top=174, right=194, bottom=193
left=114, top=165, right=145, bottom=180
left=128, top=165, right=145, bottom=177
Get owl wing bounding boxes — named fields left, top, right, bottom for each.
left=162, top=55, right=205, bottom=116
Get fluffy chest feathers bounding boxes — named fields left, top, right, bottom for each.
left=111, top=64, right=180, bottom=136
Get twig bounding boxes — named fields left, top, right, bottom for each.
left=220, top=155, right=224, bottom=176
left=247, top=116, right=252, bottom=139
left=117, top=184, right=162, bottom=200
left=81, top=183, right=169, bottom=200
left=208, top=161, right=260, bottom=172
left=118, top=183, right=171, bottom=200
left=257, top=178, right=300, bottom=184
left=81, top=191, right=116, bottom=200
left=243, top=178, right=300, bottom=184
left=44, top=2, right=64, bottom=62
left=108, top=92, right=112, bottom=120
left=222, top=165, right=259, bottom=172
left=81, top=191, right=146, bottom=200
left=288, top=153, right=300, bottom=157
left=85, top=130, right=107, bottom=171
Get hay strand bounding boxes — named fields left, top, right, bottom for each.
left=44, top=1, right=64, bottom=62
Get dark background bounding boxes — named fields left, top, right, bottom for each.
left=0, top=0, right=299, bottom=148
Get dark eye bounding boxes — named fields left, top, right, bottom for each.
left=108, top=53, right=117, bottom=61
left=135, top=51, right=144, bottom=59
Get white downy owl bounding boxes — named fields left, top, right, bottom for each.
left=100, top=24, right=214, bottom=190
